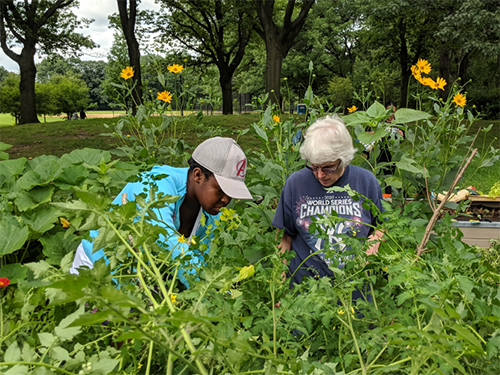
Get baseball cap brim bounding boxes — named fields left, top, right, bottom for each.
left=214, top=174, right=253, bottom=200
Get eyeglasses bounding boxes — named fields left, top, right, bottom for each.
left=305, top=161, right=342, bottom=174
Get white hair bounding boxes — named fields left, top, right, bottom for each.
left=300, top=115, right=356, bottom=167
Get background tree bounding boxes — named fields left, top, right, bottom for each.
left=35, top=81, right=57, bottom=122
left=37, top=57, right=108, bottom=109
left=253, top=0, right=315, bottom=107
left=48, top=72, right=90, bottom=119
left=361, top=0, right=436, bottom=107
left=0, top=72, right=21, bottom=123
left=0, top=0, right=95, bottom=124
left=433, top=0, right=500, bottom=99
left=0, top=65, right=9, bottom=84
left=327, top=76, right=354, bottom=114
left=117, top=0, right=143, bottom=114
left=158, top=0, right=254, bottom=115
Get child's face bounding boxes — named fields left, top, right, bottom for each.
left=197, top=175, right=231, bottom=215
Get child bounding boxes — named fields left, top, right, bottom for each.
left=70, top=137, right=253, bottom=287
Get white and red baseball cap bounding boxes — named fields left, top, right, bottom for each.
left=192, top=137, right=252, bottom=200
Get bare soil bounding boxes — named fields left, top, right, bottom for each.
left=440, top=204, right=500, bottom=222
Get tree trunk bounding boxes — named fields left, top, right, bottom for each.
left=457, top=52, right=470, bottom=82
left=19, top=42, right=40, bottom=124
left=254, top=0, right=315, bottom=109
left=118, top=0, right=142, bottom=115
left=220, top=70, right=233, bottom=115
left=265, top=40, right=284, bottom=107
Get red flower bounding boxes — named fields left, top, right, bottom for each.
left=0, top=277, right=11, bottom=288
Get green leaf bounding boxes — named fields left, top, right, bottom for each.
left=450, top=323, right=483, bottom=349
left=55, top=306, right=84, bottom=341
left=51, top=347, right=70, bottom=362
left=24, top=261, right=53, bottom=279
left=252, top=123, right=268, bottom=142
left=39, top=232, right=78, bottom=265
left=0, top=263, right=27, bottom=283
left=21, top=206, right=61, bottom=234
left=54, top=164, right=88, bottom=189
left=17, top=170, right=44, bottom=190
left=21, top=342, right=36, bottom=362
left=384, top=176, right=402, bottom=189
left=92, top=358, right=120, bottom=374
left=455, top=275, right=475, bottom=301
left=342, top=111, right=372, bottom=126
left=4, top=341, right=21, bottom=362
left=357, top=128, right=388, bottom=144
left=366, top=101, right=386, bottom=118
left=4, top=365, right=28, bottom=375
left=0, top=215, right=30, bottom=256
left=395, top=108, right=431, bottom=124
left=238, top=265, right=255, bottom=281
left=60, top=148, right=111, bottom=166
left=395, top=155, right=425, bottom=174
left=0, top=158, right=27, bottom=176
left=38, top=332, right=57, bottom=348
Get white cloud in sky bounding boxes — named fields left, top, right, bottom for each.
left=0, top=0, right=160, bottom=72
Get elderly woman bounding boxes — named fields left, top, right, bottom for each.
left=272, top=115, right=384, bottom=288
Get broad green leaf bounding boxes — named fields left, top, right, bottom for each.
left=384, top=176, right=402, bottom=189
left=17, top=170, right=44, bottom=190
left=342, top=111, right=372, bottom=126
left=357, top=128, right=388, bottom=144
left=395, top=108, right=432, bottom=124
left=21, top=206, right=61, bottom=234
left=21, top=342, right=36, bottom=362
left=0, top=263, right=27, bottom=283
left=38, top=332, right=57, bottom=348
left=92, top=358, right=120, bottom=374
left=25, top=261, right=52, bottom=279
left=0, top=158, right=27, bottom=176
left=51, top=347, right=70, bottom=362
left=55, top=306, right=84, bottom=341
left=366, top=101, right=386, bottom=118
left=0, top=215, right=30, bottom=256
left=4, top=341, right=21, bottom=362
left=39, top=232, right=78, bottom=265
left=54, top=164, right=88, bottom=189
left=33, top=159, right=61, bottom=182
left=60, top=148, right=111, bottom=166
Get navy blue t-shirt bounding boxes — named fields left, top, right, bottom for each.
left=272, top=165, right=383, bottom=286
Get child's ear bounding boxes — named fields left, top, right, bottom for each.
left=192, top=167, right=205, bottom=183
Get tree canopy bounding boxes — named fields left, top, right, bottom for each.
left=0, top=0, right=95, bottom=124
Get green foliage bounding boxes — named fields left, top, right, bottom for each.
left=327, top=76, right=354, bottom=113
left=0, top=73, right=21, bottom=123
left=47, top=73, right=90, bottom=119
left=0, top=64, right=499, bottom=375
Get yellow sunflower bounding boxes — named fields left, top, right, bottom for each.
left=348, top=105, right=357, bottom=113
left=452, top=93, right=466, bottom=107
left=120, top=66, right=134, bottom=80
left=157, top=90, right=172, bottom=103
left=273, top=115, right=280, bottom=123
left=416, top=59, right=431, bottom=74
left=167, top=64, right=184, bottom=74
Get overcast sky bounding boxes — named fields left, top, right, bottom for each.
left=0, top=0, right=160, bottom=72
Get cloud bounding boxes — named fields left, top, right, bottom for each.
left=0, top=0, right=160, bottom=72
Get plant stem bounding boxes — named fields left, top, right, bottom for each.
left=146, top=340, right=154, bottom=375
left=0, top=362, right=77, bottom=374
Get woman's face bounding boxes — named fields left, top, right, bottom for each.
left=307, top=160, right=345, bottom=187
